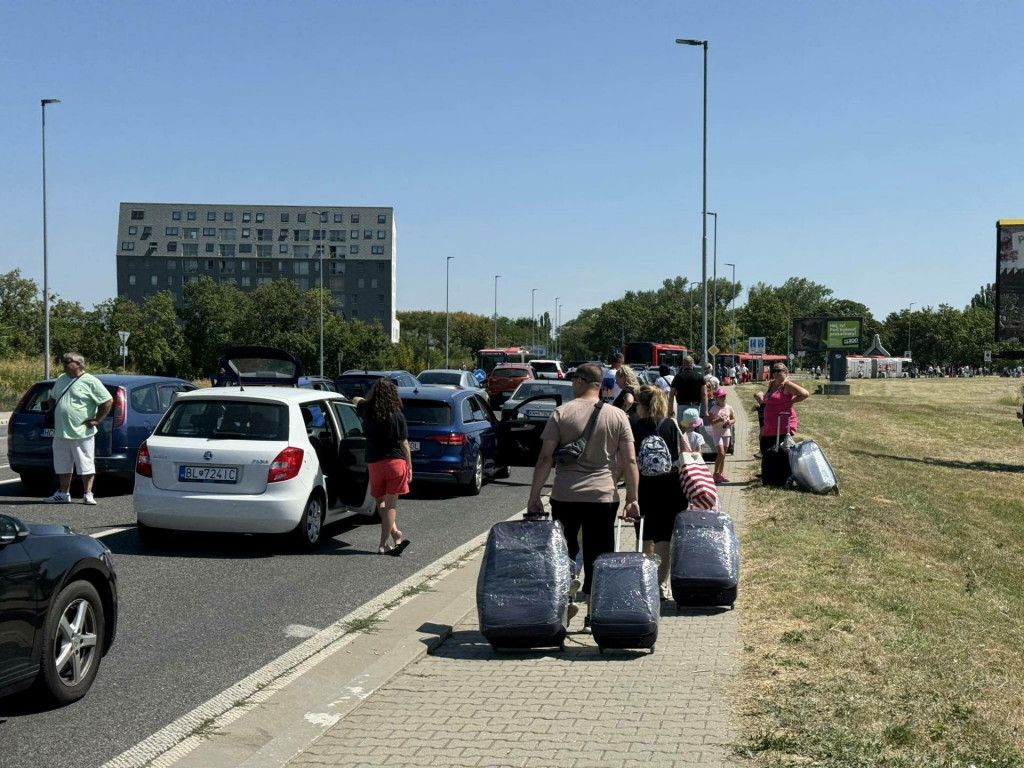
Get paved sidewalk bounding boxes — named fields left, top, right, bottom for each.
left=289, top=406, right=752, bottom=768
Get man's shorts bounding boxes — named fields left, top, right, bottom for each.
left=368, top=458, right=411, bottom=498
left=52, top=435, right=96, bottom=475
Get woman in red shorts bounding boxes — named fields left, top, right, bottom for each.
left=355, top=379, right=412, bottom=556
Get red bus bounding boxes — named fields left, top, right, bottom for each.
left=716, top=353, right=787, bottom=382
left=623, top=342, right=688, bottom=370
left=475, top=347, right=528, bottom=375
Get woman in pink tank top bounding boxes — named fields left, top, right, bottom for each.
left=753, top=363, right=809, bottom=454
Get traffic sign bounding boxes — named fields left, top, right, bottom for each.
left=729, top=337, right=736, bottom=347
left=748, top=336, right=766, bottom=355
left=984, top=350, right=992, bottom=362
left=708, top=344, right=720, bottom=357
left=119, top=345, right=128, bottom=357
left=118, top=330, right=130, bottom=344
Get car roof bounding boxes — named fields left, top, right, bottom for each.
left=398, top=386, right=477, bottom=401
left=519, top=379, right=572, bottom=386
left=339, top=370, right=412, bottom=376
left=172, top=387, right=348, bottom=405
left=529, top=359, right=561, bottom=364
left=36, top=374, right=192, bottom=387
left=493, top=363, right=531, bottom=369
left=418, top=369, right=467, bottom=375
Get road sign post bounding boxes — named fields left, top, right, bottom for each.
left=748, top=336, right=766, bottom=355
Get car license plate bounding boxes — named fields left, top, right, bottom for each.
left=39, top=428, right=54, bottom=438
left=179, top=465, right=238, bottom=483
left=408, top=441, right=420, bottom=452
left=526, top=409, right=550, bottom=418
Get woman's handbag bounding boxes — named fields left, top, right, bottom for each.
left=679, top=451, right=719, bottom=510
left=552, top=402, right=603, bottom=467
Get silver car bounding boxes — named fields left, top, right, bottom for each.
left=416, top=369, right=483, bottom=390
left=500, top=380, right=575, bottom=421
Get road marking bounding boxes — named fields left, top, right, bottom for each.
left=0, top=478, right=21, bottom=485
left=102, top=502, right=538, bottom=768
left=0, top=463, right=9, bottom=469
left=91, top=526, right=133, bottom=539
left=284, top=624, right=319, bottom=639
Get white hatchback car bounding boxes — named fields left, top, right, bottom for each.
left=134, top=374, right=374, bottom=550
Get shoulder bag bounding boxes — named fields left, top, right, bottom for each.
left=552, top=402, right=603, bottom=467
left=44, top=377, right=80, bottom=430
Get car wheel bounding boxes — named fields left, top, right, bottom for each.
left=137, top=521, right=170, bottom=547
left=37, top=580, right=105, bottom=705
left=462, top=454, right=484, bottom=496
left=20, top=471, right=55, bottom=494
left=493, top=464, right=511, bottom=479
left=293, top=492, right=325, bottom=551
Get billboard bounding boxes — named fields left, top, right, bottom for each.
left=792, top=317, right=863, bottom=352
left=997, top=220, right=1024, bottom=343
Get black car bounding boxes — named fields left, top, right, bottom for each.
left=334, top=370, right=420, bottom=400
left=0, top=514, right=118, bottom=704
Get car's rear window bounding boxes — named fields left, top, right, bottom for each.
left=515, top=383, right=574, bottom=402
left=335, top=377, right=377, bottom=399
left=157, top=400, right=289, bottom=441
left=418, top=372, right=461, bottom=386
left=532, top=362, right=559, bottom=373
left=19, top=382, right=119, bottom=413
left=401, top=400, right=453, bottom=427
left=491, top=368, right=530, bottom=379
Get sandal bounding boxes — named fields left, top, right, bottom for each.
left=377, top=544, right=393, bottom=555
left=388, top=538, right=411, bottom=556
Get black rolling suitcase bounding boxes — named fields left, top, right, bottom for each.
left=476, top=518, right=571, bottom=650
left=670, top=509, right=739, bottom=608
left=761, top=414, right=794, bottom=487
left=589, top=516, right=660, bottom=653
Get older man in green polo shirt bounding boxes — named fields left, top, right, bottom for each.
left=44, top=352, right=113, bottom=505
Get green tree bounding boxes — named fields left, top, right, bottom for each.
left=0, top=269, right=41, bottom=357
left=179, top=277, right=251, bottom=378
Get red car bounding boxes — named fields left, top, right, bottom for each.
left=488, top=363, right=535, bottom=407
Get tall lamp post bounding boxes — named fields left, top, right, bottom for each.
left=493, top=275, right=501, bottom=346
left=707, top=210, right=718, bottom=359
left=445, top=256, right=454, bottom=367
left=531, top=287, right=538, bottom=351
left=558, top=304, right=565, bottom=359
left=309, top=210, right=328, bottom=378
left=41, top=98, right=60, bottom=379
left=554, top=296, right=559, bottom=356
left=907, top=302, right=915, bottom=358
left=724, top=262, right=736, bottom=353
left=676, top=37, right=709, bottom=365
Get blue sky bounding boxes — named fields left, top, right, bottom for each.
left=2, top=0, right=1021, bottom=329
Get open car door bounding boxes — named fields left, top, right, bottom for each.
left=496, top=393, right=564, bottom=467
left=330, top=401, right=371, bottom=511
left=217, top=346, right=302, bottom=387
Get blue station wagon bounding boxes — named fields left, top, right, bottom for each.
left=8, top=375, right=197, bottom=491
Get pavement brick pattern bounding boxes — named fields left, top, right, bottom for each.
left=290, top=399, right=752, bottom=768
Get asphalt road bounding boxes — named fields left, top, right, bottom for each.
left=0, top=447, right=537, bottom=768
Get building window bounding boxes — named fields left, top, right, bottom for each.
left=378, top=262, right=386, bottom=271
left=378, top=214, right=387, bottom=224
left=151, top=275, right=159, bottom=286
left=257, top=276, right=273, bottom=286
left=257, top=261, right=273, bottom=275
left=334, top=213, right=343, bottom=223
left=293, top=261, right=310, bottom=275
left=205, top=259, right=215, bottom=270
left=239, top=260, right=249, bottom=271
left=350, top=245, right=359, bottom=254
left=279, top=244, right=288, bottom=254
left=167, top=275, right=175, bottom=286
left=187, top=211, right=196, bottom=221
left=256, top=244, right=273, bottom=258
left=184, top=228, right=198, bottom=239
left=143, top=259, right=150, bottom=269
left=242, top=212, right=252, bottom=223
left=351, top=214, right=360, bottom=224
left=207, top=211, right=216, bottom=221
left=128, top=274, right=136, bottom=285
left=257, top=229, right=273, bottom=241
left=280, top=212, right=289, bottom=223
left=203, top=227, right=216, bottom=236
left=363, top=230, right=372, bottom=240
left=128, top=225, right=138, bottom=235
left=224, top=211, right=234, bottom=222
left=165, top=227, right=179, bottom=236
left=255, top=212, right=265, bottom=223
left=131, top=210, right=144, bottom=220
left=121, top=241, right=135, bottom=250
left=184, top=260, right=199, bottom=273
left=316, top=212, right=326, bottom=223
left=347, top=230, right=357, bottom=240
left=239, top=243, right=252, bottom=253
left=371, top=278, right=378, bottom=288
left=167, top=259, right=176, bottom=269
left=182, top=243, right=198, bottom=257
left=329, top=246, right=345, bottom=259
left=293, top=229, right=310, bottom=241
left=377, top=230, right=386, bottom=239
left=141, top=226, right=152, bottom=239
left=297, top=213, right=307, bottom=223
left=172, top=211, right=182, bottom=221
left=371, top=245, right=385, bottom=255
left=277, top=261, right=286, bottom=272
left=294, top=245, right=310, bottom=258
left=167, top=241, right=178, bottom=252
left=352, top=294, right=359, bottom=304
left=241, top=276, right=251, bottom=287
left=330, top=230, right=345, bottom=242
left=314, top=244, right=325, bottom=257
left=358, top=278, right=365, bottom=288
left=351, top=309, right=358, bottom=318
left=206, top=243, right=215, bottom=253
left=220, top=260, right=234, bottom=274
left=219, top=244, right=236, bottom=258
left=313, top=229, right=325, bottom=241
left=241, top=228, right=250, bottom=238
left=329, top=263, right=345, bottom=275
left=219, top=228, right=237, bottom=241
left=378, top=294, right=385, bottom=305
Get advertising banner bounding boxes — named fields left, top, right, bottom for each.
left=792, top=317, right=863, bottom=352
left=997, top=220, right=1024, bottom=343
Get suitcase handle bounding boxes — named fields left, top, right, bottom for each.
left=614, top=514, right=644, bottom=553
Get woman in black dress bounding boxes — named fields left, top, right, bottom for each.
left=612, top=365, right=640, bottom=419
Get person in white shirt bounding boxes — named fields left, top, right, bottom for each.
left=653, top=364, right=673, bottom=393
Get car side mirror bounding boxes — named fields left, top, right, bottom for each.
left=0, top=515, right=29, bottom=547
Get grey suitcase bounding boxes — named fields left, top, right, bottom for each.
left=670, top=509, right=739, bottom=608
left=788, top=439, right=839, bottom=494
left=477, top=519, right=571, bottom=650
left=589, top=517, right=660, bottom=653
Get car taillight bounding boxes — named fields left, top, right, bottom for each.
left=425, top=433, right=468, bottom=446
left=556, top=370, right=564, bottom=379
left=268, top=447, right=304, bottom=483
left=113, top=387, right=127, bottom=428
left=136, top=441, right=152, bottom=477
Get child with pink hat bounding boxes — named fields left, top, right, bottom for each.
left=708, top=388, right=735, bottom=483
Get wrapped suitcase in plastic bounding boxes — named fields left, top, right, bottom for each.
left=476, top=519, right=571, bottom=650
left=789, top=439, right=839, bottom=494
left=670, top=509, right=739, bottom=608
left=589, top=517, right=660, bottom=653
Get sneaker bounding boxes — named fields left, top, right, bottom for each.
left=566, top=603, right=580, bottom=625
left=712, top=472, right=724, bottom=483
left=568, top=576, right=583, bottom=597
left=753, top=451, right=763, bottom=459
left=718, top=475, right=730, bottom=483
left=44, top=491, right=70, bottom=504
left=83, top=492, right=97, bottom=506
left=583, top=615, right=592, bottom=631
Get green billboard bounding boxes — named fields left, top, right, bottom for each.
left=792, top=317, right=863, bottom=352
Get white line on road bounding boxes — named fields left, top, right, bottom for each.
left=0, top=463, right=9, bottom=469
left=91, top=526, right=133, bottom=539
left=0, top=478, right=21, bottom=485
left=102, top=503, right=537, bottom=768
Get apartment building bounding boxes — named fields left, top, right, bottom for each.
left=114, top=202, right=399, bottom=342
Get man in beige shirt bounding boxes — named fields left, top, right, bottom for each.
left=527, top=363, right=640, bottom=622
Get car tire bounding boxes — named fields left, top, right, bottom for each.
left=137, top=521, right=170, bottom=547
left=293, top=492, right=325, bottom=551
left=462, top=454, right=484, bottom=496
left=20, top=471, right=55, bottom=494
left=37, top=580, right=105, bottom=705
left=493, top=464, right=511, bottom=479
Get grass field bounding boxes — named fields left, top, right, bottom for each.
left=734, top=377, right=1024, bottom=767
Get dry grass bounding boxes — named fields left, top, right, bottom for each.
left=0, top=357, right=47, bottom=411
left=734, top=377, right=1024, bottom=767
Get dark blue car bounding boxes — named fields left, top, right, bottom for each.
left=7, top=375, right=197, bottom=491
left=400, top=386, right=509, bottom=495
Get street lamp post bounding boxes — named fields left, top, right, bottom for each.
left=493, top=275, right=501, bottom=347
left=445, top=256, right=454, bottom=367
left=908, top=302, right=915, bottom=358
left=558, top=304, right=565, bottom=359
left=676, top=38, right=709, bottom=365
left=554, top=296, right=559, bottom=356
left=41, top=98, right=60, bottom=379
left=707, top=211, right=718, bottom=359
left=724, top=262, right=736, bottom=353
left=309, top=210, right=328, bottom=378
left=531, top=287, right=538, bottom=352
